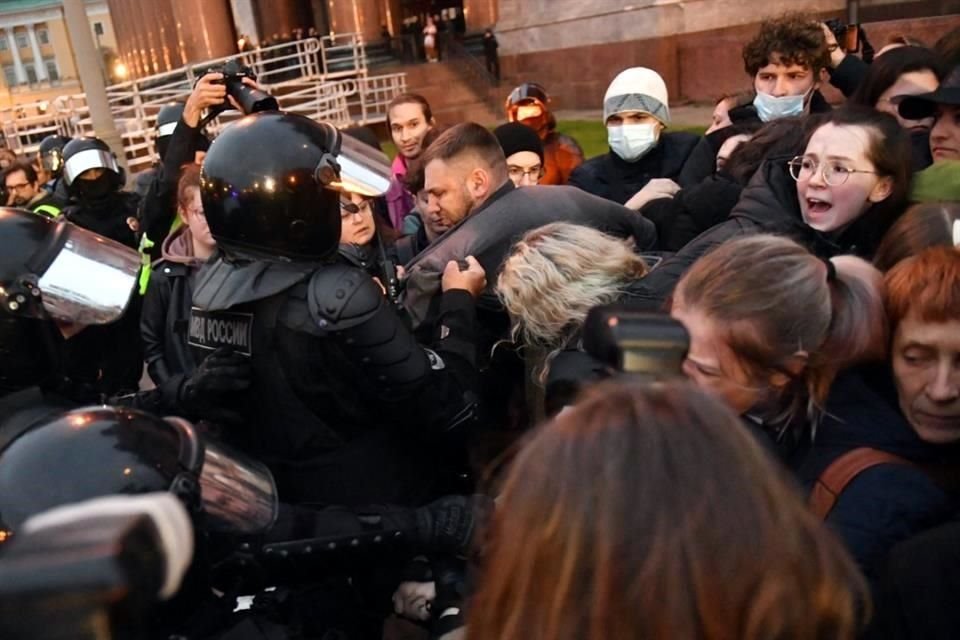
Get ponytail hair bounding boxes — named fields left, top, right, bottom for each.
left=810, top=255, right=889, bottom=408
left=674, top=235, right=887, bottom=431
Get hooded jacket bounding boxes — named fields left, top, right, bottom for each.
left=796, top=368, right=960, bottom=583
left=141, top=227, right=206, bottom=387
left=568, top=131, right=700, bottom=205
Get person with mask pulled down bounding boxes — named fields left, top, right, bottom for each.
left=678, top=12, right=834, bottom=187
left=568, top=67, right=698, bottom=207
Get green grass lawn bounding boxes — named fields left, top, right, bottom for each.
left=382, top=120, right=706, bottom=161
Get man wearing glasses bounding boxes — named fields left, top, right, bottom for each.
left=2, top=162, right=63, bottom=217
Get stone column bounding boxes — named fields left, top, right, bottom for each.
left=26, top=24, right=49, bottom=81
left=62, top=0, right=128, bottom=174
left=5, top=27, right=28, bottom=85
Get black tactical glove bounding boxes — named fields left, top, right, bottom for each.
left=178, top=347, right=252, bottom=423
left=414, top=494, right=492, bottom=556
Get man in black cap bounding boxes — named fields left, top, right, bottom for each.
left=493, top=121, right=545, bottom=187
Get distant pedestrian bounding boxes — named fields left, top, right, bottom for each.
left=483, top=28, right=500, bottom=82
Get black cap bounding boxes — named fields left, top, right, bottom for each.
left=898, top=66, right=960, bottom=120
left=493, top=122, right=544, bottom=163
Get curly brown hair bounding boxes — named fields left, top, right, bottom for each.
left=742, top=12, right=829, bottom=76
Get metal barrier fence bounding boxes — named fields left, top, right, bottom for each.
left=1, top=34, right=405, bottom=172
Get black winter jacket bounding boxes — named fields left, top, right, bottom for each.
left=795, top=369, right=960, bottom=583
left=624, top=154, right=893, bottom=308
left=141, top=229, right=204, bottom=387
left=639, top=172, right=744, bottom=251
left=568, top=132, right=700, bottom=205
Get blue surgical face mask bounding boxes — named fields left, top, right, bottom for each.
left=608, top=123, right=660, bottom=162
left=753, top=88, right=811, bottom=122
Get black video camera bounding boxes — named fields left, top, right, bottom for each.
left=199, top=59, right=279, bottom=120
left=824, top=18, right=861, bottom=53
left=0, top=494, right=192, bottom=640
left=582, top=305, right=689, bottom=381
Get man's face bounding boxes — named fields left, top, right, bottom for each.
left=389, top=103, right=432, bottom=160
left=754, top=58, right=816, bottom=98
left=892, top=313, right=960, bottom=444
left=424, top=158, right=476, bottom=229
left=4, top=169, right=38, bottom=206
left=930, top=104, right=960, bottom=163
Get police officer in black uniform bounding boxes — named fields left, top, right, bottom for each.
left=61, top=137, right=140, bottom=247
left=137, top=101, right=212, bottom=261
left=192, top=111, right=487, bottom=508
left=0, top=210, right=487, bottom=637
left=35, top=134, right=71, bottom=209
left=0, top=207, right=250, bottom=423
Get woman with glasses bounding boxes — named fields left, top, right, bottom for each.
left=625, top=107, right=912, bottom=308
left=336, top=190, right=401, bottom=298
left=493, top=122, right=546, bottom=188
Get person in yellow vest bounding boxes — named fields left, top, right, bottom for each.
left=2, top=161, right=64, bottom=217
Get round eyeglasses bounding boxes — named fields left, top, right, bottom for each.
left=507, top=166, right=545, bottom=182
left=787, top=156, right=878, bottom=186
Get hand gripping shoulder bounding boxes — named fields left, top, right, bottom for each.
left=307, top=263, right=385, bottom=331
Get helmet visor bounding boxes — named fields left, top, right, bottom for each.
left=198, top=439, right=278, bottom=534
left=333, top=133, right=392, bottom=197
left=41, top=150, right=63, bottom=174
left=37, top=223, right=140, bottom=325
left=63, top=148, right=120, bottom=186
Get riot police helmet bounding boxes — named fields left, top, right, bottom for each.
left=155, top=102, right=185, bottom=160
left=61, top=137, right=123, bottom=198
left=0, top=208, right=141, bottom=393
left=200, top=111, right=343, bottom=262
left=0, top=406, right=279, bottom=543
left=37, top=134, right=72, bottom=178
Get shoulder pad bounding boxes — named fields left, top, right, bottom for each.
left=308, top=263, right=384, bottom=330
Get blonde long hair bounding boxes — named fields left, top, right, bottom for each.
left=496, top=223, right=648, bottom=375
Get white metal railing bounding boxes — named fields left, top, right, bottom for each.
left=0, top=34, right=399, bottom=172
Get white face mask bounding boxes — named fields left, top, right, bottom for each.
left=608, top=123, right=660, bottom=162
left=753, top=89, right=810, bottom=122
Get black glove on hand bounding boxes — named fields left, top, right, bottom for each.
left=179, top=347, right=252, bottom=421
left=414, top=495, right=492, bottom=556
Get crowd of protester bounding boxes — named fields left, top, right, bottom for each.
left=1, top=10, right=960, bottom=640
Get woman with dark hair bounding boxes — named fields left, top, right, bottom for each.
left=629, top=106, right=913, bottom=308
left=469, top=379, right=869, bottom=640
left=848, top=46, right=944, bottom=169
left=874, top=201, right=960, bottom=271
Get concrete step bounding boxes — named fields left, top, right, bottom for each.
left=386, top=60, right=499, bottom=125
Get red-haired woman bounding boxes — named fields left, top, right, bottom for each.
left=796, top=246, right=960, bottom=583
